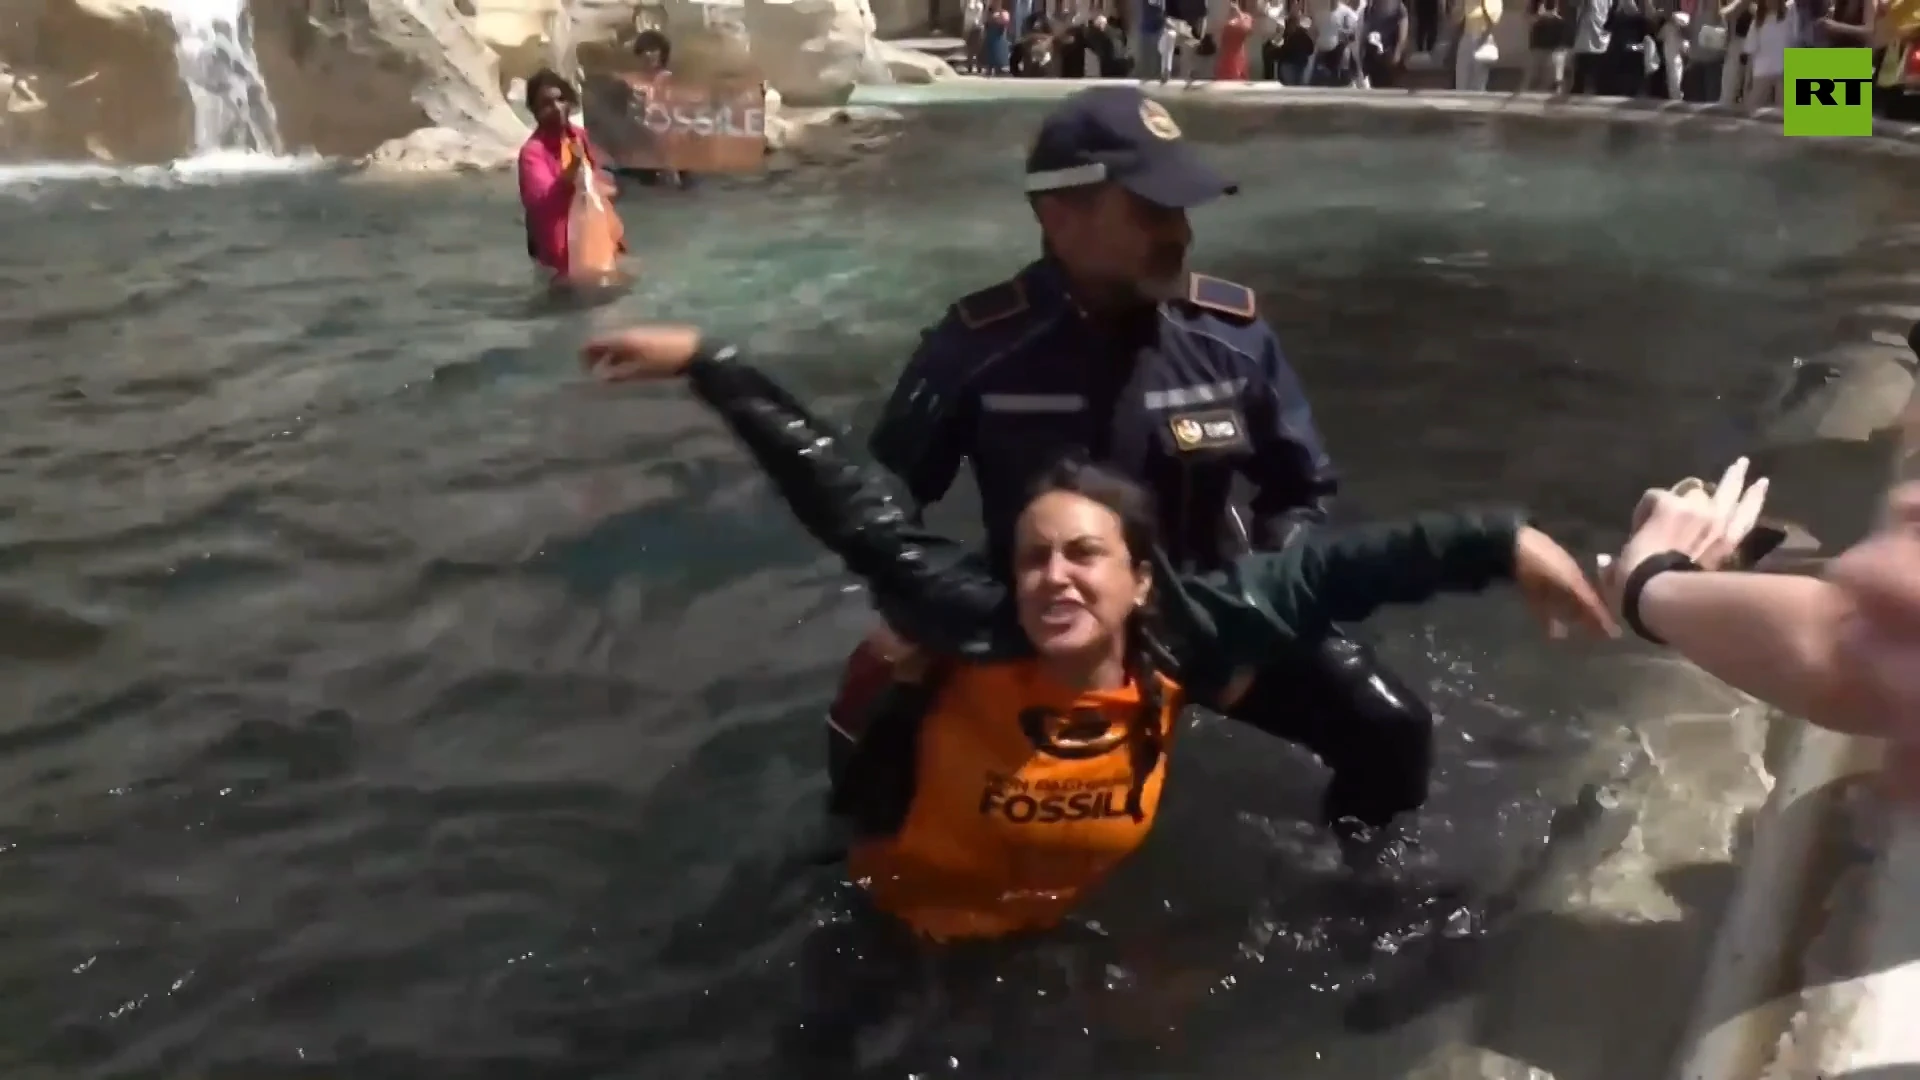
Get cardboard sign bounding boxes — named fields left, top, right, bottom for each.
left=582, top=73, right=768, bottom=174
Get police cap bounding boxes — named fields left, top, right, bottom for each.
left=1023, top=85, right=1238, bottom=209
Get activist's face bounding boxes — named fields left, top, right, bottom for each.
left=1012, top=489, right=1152, bottom=661
left=636, top=46, right=666, bottom=73
left=531, top=82, right=571, bottom=134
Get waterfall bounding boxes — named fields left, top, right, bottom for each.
left=161, top=0, right=284, bottom=156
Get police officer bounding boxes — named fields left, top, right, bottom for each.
left=862, top=85, right=1435, bottom=861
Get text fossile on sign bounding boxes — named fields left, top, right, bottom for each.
left=583, top=74, right=768, bottom=174
left=629, top=99, right=765, bottom=139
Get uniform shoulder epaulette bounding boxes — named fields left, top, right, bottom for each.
left=1180, top=273, right=1257, bottom=322
left=951, top=278, right=1031, bottom=330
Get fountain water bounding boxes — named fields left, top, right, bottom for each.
left=161, top=0, right=284, bottom=160
left=0, top=0, right=311, bottom=190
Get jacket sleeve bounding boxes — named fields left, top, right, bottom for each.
left=1157, top=509, right=1524, bottom=700
left=1250, top=509, right=1524, bottom=637
left=1240, top=323, right=1338, bottom=549
left=683, top=351, right=1028, bottom=659
left=866, top=328, right=973, bottom=517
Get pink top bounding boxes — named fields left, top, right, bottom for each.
left=517, top=124, right=595, bottom=273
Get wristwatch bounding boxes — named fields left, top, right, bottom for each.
left=1621, top=550, right=1699, bottom=646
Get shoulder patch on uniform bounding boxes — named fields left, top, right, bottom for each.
left=1184, top=273, right=1257, bottom=321
left=953, top=279, right=1030, bottom=330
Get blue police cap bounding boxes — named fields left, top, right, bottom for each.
left=1023, top=85, right=1237, bottom=208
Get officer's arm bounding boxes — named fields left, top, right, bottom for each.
left=866, top=329, right=972, bottom=519
left=682, top=348, right=1028, bottom=660
left=1241, top=324, right=1338, bottom=550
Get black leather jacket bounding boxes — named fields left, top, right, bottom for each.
left=681, top=348, right=1530, bottom=706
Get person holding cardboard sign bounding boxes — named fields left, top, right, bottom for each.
left=613, top=30, right=697, bottom=191
left=517, top=69, right=628, bottom=287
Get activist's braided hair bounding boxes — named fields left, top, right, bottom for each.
left=1023, top=460, right=1168, bottom=822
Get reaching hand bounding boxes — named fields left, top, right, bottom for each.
left=1600, top=457, right=1770, bottom=608
left=1512, top=525, right=1620, bottom=639
left=582, top=325, right=705, bottom=382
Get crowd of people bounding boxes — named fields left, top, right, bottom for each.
left=951, top=0, right=1899, bottom=103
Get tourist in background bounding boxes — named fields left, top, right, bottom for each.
left=1075, top=12, right=1115, bottom=74
left=1717, top=0, right=1753, bottom=101
left=1310, top=0, right=1363, bottom=83
left=1216, top=0, right=1257, bottom=77
left=1413, top=0, right=1445, bottom=54
left=1454, top=0, right=1504, bottom=89
left=1523, top=0, right=1572, bottom=90
left=985, top=0, right=1014, bottom=74
left=1600, top=0, right=1652, bottom=95
left=1364, top=0, right=1412, bottom=83
left=1012, top=8, right=1054, bottom=74
left=1569, top=0, right=1616, bottom=91
left=964, top=0, right=987, bottom=70
left=1744, top=0, right=1793, bottom=107
left=1060, top=14, right=1093, bottom=75
left=1085, top=13, right=1131, bottom=73
left=1182, top=16, right=1208, bottom=84
left=1265, top=0, right=1317, bottom=78
left=1806, top=0, right=1874, bottom=45
left=1654, top=8, right=1690, bottom=98
left=1158, top=16, right=1195, bottom=81
left=1258, top=0, right=1284, bottom=58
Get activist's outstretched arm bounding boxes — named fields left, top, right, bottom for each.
left=580, top=329, right=1619, bottom=702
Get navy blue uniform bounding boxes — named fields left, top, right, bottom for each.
left=869, top=259, right=1334, bottom=572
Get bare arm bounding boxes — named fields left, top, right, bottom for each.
left=1826, top=2, right=1873, bottom=41
left=1637, top=570, right=1880, bottom=734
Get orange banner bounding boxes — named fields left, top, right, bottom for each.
left=582, top=73, right=768, bottom=175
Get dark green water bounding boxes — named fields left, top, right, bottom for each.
left=0, top=104, right=1910, bottom=1079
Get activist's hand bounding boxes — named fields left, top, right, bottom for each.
left=861, top=622, right=929, bottom=681
left=1599, top=457, right=1770, bottom=608
left=582, top=325, right=704, bottom=382
left=1513, top=525, right=1620, bottom=639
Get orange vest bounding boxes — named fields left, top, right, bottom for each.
left=847, top=662, right=1183, bottom=941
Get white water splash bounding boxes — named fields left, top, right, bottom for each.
left=161, top=0, right=283, bottom=157
left=0, top=152, right=325, bottom=197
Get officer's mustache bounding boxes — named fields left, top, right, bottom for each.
left=1135, top=244, right=1189, bottom=302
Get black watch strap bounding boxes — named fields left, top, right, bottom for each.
left=1621, top=550, right=1699, bottom=646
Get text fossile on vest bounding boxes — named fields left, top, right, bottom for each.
left=977, top=770, right=1138, bottom=824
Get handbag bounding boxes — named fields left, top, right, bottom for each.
left=1695, top=23, right=1727, bottom=50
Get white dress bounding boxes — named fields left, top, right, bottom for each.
left=1746, top=8, right=1793, bottom=78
